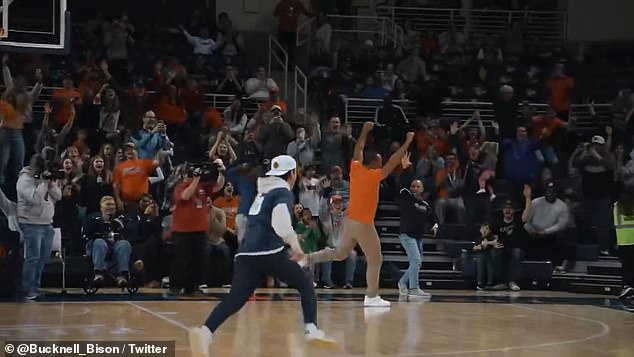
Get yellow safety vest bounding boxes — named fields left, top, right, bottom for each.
left=613, top=203, right=634, bottom=246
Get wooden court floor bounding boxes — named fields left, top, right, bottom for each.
left=2, top=289, right=634, bottom=356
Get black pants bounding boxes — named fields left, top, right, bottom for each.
left=278, top=31, right=296, bottom=64
left=464, top=194, right=491, bottom=238
left=497, top=247, right=523, bottom=283
left=619, top=245, right=634, bottom=287
left=171, top=232, right=206, bottom=294
left=526, top=233, right=571, bottom=267
left=143, top=234, right=168, bottom=283
left=205, top=251, right=317, bottom=333
left=203, top=242, right=232, bottom=287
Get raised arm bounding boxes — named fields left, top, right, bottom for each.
left=353, top=121, right=375, bottom=162
left=521, top=184, right=532, bottom=223
left=381, top=132, right=415, bottom=180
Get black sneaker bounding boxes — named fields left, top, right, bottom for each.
left=619, top=286, right=634, bottom=300
left=343, top=283, right=353, bottom=289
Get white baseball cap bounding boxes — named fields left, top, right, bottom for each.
left=265, top=155, right=297, bottom=176
left=591, top=135, right=605, bottom=145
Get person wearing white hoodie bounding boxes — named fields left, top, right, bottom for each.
left=16, top=154, right=62, bottom=300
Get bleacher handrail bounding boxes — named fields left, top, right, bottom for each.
left=268, top=34, right=289, bottom=100
left=296, top=16, right=315, bottom=47
left=377, top=5, right=567, bottom=42
left=293, top=66, right=308, bottom=115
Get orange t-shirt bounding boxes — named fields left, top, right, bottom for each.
left=531, top=115, right=565, bottom=141
left=545, top=76, right=574, bottom=113
left=213, top=196, right=241, bottom=230
left=204, top=108, right=224, bottom=130
left=0, top=100, right=22, bottom=129
left=113, top=159, right=157, bottom=202
left=156, top=96, right=187, bottom=125
left=347, top=160, right=383, bottom=224
left=52, top=88, right=82, bottom=125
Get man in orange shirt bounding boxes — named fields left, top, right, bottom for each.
left=306, top=122, right=414, bottom=307
left=260, top=88, right=288, bottom=117
left=113, top=142, right=159, bottom=212
left=52, top=74, right=83, bottom=126
left=545, top=63, right=574, bottom=121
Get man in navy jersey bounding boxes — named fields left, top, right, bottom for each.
left=189, top=155, right=335, bottom=356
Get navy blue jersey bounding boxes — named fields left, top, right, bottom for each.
left=238, top=178, right=295, bottom=256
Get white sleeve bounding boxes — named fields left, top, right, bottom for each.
left=271, top=203, right=301, bottom=249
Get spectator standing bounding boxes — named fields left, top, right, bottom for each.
left=320, top=116, right=347, bottom=174
left=297, top=165, right=321, bottom=218
left=168, top=162, right=224, bottom=296
left=245, top=67, right=278, bottom=100
left=113, top=142, right=159, bottom=212
left=258, top=106, right=294, bottom=160
left=397, top=152, right=438, bottom=297
left=614, top=200, right=634, bottom=300
left=503, top=126, right=540, bottom=202
left=286, top=115, right=321, bottom=168
left=545, top=63, right=574, bottom=121
left=274, top=0, right=309, bottom=63
left=80, top=156, right=114, bottom=215
left=573, top=135, right=616, bottom=255
left=213, top=182, right=241, bottom=255
left=224, top=97, right=248, bottom=137
left=224, top=162, right=260, bottom=243
left=179, top=25, right=216, bottom=56
left=435, top=153, right=466, bottom=224
left=130, top=111, right=168, bottom=160
left=51, top=74, right=82, bottom=128
left=17, top=154, right=61, bottom=300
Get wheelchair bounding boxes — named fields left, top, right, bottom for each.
left=82, top=231, right=142, bottom=295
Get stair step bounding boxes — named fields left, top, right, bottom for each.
left=568, top=282, right=621, bottom=295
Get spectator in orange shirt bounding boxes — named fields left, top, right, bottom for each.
left=260, top=88, right=288, bottom=117
left=545, top=63, right=574, bottom=121
left=52, top=74, right=83, bottom=126
left=213, top=181, right=241, bottom=256
left=113, top=142, right=159, bottom=212
left=531, top=107, right=570, bottom=166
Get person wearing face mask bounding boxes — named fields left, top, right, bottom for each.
left=523, top=181, right=570, bottom=272
left=396, top=152, right=437, bottom=297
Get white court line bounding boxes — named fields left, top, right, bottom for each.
left=360, top=303, right=611, bottom=356
left=125, top=301, right=190, bottom=331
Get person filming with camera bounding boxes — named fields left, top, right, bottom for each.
left=168, top=159, right=225, bottom=297
left=82, top=196, right=132, bottom=287
left=17, top=154, right=62, bottom=300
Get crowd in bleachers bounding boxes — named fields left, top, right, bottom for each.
left=1, top=0, right=634, bottom=300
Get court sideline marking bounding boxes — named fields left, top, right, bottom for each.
left=125, top=301, right=190, bottom=330
left=363, top=303, right=612, bottom=356
left=125, top=300, right=614, bottom=356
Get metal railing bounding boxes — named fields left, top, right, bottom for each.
left=293, top=66, right=308, bottom=115
left=268, top=34, right=289, bottom=100
left=28, top=87, right=263, bottom=117
left=376, top=6, right=567, bottom=43
left=342, top=97, right=612, bottom=128
left=343, top=97, right=417, bottom=123
left=296, top=14, right=404, bottom=51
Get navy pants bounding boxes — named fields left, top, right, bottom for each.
left=205, top=251, right=317, bottom=333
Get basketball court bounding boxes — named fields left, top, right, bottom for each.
left=3, top=288, right=634, bottom=356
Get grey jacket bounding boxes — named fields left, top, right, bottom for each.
left=16, top=167, right=62, bottom=225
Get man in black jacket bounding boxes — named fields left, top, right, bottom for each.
left=397, top=152, right=438, bottom=297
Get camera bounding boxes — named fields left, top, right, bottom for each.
left=187, top=160, right=219, bottom=183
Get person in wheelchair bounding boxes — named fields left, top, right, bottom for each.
left=82, top=196, right=133, bottom=287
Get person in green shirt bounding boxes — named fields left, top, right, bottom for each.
left=294, top=207, right=325, bottom=254
left=615, top=200, right=634, bottom=300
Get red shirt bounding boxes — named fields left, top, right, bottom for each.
left=172, top=182, right=212, bottom=233
left=275, top=0, right=307, bottom=32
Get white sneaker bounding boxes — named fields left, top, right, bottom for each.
left=408, top=289, right=431, bottom=298
left=509, top=281, right=520, bottom=291
left=398, top=281, right=408, bottom=295
left=305, top=323, right=338, bottom=347
left=364, top=295, right=391, bottom=308
left=476, top=188, right=486, bottom=194
left=188, top=326, right=212, bottom=357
